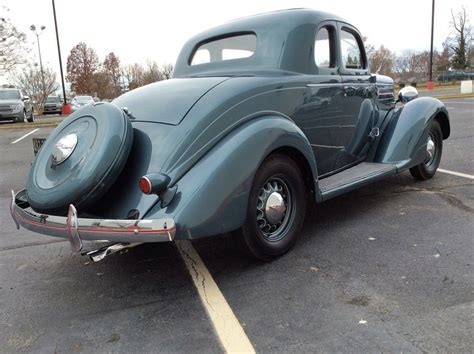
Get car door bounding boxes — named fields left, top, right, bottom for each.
left=335, top=22, right=376, bottom=170
left=293, top=21, right=346, bottom=177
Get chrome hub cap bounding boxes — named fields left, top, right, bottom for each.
left=256, top=177, right=292, bottom=241
left=265, top=192, right=286, bottom=224
left=424, top=134, right=436, bottom=165
left=51, top=133, right=78, bottom=165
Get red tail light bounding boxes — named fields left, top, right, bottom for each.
left=139, top=176, right=152, bottom=194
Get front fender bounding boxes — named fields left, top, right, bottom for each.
left=144, top=116, right=317, bottom=239
left=375, top=97, right=449, bottom=169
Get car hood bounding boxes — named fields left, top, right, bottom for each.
left=113, top=77, right=229, bottom=125
left=0, top=99, right=21, bottom=105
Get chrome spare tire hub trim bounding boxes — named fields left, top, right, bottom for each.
left=51, top=133, right=78, bottom=165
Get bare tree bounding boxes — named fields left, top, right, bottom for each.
left=412, top=51, right=431, bottom=78
left=435, top=42, right=450, bottom=73
left=394, top=50, right=414, bottom=77
left=66, top=42, right=99, bottom=94
left=448, top=7, right=472, bottom=69
left=122, top=63, right=145, bottom=90
left=92, top=70, right=112, bottom=100
left=143, top=60, right=161, bottom=85
left=12, top=64, right=58, bottom=112
left=160, top=63, right=174, bottom=80
left=369, top=45, right=395, bottom=76
left=363, top=36, right=375, bottom=59
left=121, top=62, right=173, bottom=91
left=0, top=6, right=29, bottom=75
left=103, top=52, right=121, bottom=97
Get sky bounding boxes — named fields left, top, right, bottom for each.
left=1, top=0, right=472, bottom=84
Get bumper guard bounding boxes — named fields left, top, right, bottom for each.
left=10, top=189, right=176, bottom=253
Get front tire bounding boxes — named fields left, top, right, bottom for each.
left=409, top=120, right=443, bottom=180
left=19, top=110, right=27, bottom=123
left=236, top=154, right=306, bottom=261
left=27, top=110, right=35, bottom=123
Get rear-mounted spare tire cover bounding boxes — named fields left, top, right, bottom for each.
left=27, top=102, right=133, bottom=215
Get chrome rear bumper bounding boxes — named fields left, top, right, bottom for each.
left=10, top=189, right=176, bottom=253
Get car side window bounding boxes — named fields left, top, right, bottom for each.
left=314, top=27, right=336, bottom=68
left=340, top=29, right=365, bottom=70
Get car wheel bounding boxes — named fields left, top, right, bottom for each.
left=27, top=110, right=35, bottom=123
left=21, top=110, right=27, bottom=123
left=236, top=154, right=306, bottom=261
left=409, top=120, right=443, bottom=180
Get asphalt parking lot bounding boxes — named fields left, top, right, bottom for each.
left=1, top=98, right=473, bottom=352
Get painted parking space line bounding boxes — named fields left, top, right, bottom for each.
left=176, top=240, right=255, bottom=354
left=11, top=128, right=40, bottom=144
left=438, top=168, right=474, bottom=180
left=441, top=101, right=474, bottom=104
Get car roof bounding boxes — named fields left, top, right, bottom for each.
left=174, top=8, right=349, bottom=77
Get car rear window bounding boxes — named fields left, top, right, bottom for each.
left=190, top=33, right=257, bottom=66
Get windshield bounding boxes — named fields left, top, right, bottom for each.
left=0, top=90, right=21, bottom=100
left=46, top=96, right=61, bottom=103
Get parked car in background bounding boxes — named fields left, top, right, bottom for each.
left=12, top=9, right=450, bottom=262
left=43, top=96, right=63, bottom=115
left=437, top=70, right=474, bottom=82
left=71, top=95, right=95, bottom=112
left=0, top=88, right=34, bottom=123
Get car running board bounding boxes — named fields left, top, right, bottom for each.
left=319, top=162, right=398, bottom=201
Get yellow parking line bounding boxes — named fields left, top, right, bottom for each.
left=438, top=168, right=474, bottom=180
left=176, top=240, right=255, bottom=354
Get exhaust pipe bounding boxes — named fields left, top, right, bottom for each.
left=84, top=242, right=142, bottom=262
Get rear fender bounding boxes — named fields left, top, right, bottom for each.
left=145, top=116, right=318, bottom=239
left=374, top=97, right=449, bottom=169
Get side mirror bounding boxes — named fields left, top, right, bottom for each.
left=398, top=86, right=418, bottom=103
left=22, top=96, right=30, bottom=101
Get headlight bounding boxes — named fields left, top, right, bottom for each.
left=10, top=104, right=22, bottom=112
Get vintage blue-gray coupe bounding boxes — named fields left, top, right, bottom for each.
left=11, top=9, right=450, bottom=261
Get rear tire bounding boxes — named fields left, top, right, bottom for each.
left=409, top=120, right=443, bottom=180
left=27, top=110, right=35, bottom=123
left=236, top=154, right=306, bottom=261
